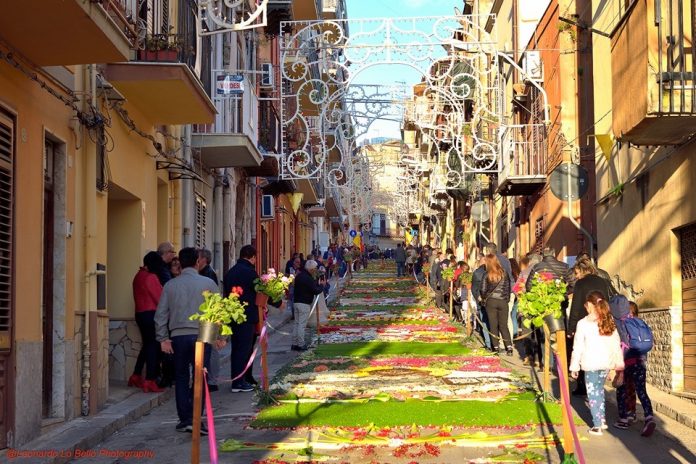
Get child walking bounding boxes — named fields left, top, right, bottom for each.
left=569, top=291, right=625, bottom=436
left=610, top=296, right=657, bottom=437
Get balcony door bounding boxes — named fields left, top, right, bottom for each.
left=681, top=223, right=696, bottom=390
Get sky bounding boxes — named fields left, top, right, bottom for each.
left=345, top=0, right=462, bottom=141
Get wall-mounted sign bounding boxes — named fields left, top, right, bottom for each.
left=349, top=229, right=357, bottom=238
left=216, top=74, right=244, bottom=95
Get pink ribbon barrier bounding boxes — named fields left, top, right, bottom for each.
left=554, top=353, right=586, bottom=464
left=203, top=371, right=219, bottom=464
left=217, top=324, right=268, bottom=384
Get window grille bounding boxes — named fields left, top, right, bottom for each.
left=0, top=111, right=14, bottom=335
left=195, top=194, right=207, bottom=248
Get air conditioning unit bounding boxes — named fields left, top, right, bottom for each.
left=522, top=51, right=543, bottom=82
left=260, top=63, right=274, bottom=88
left=261, top=195, right=275, bottom=218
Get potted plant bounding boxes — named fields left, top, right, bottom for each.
left=254, top=268, right=293, bottom=308
left=518, top=272, right=568, bottom=332
left=189, top=289, right=248, bottom=344
left=459, top=271, right=473, bottom=289
left=441, top=266, right=455, bottom=281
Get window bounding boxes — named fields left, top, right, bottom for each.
left=0, top=110, right=14, bottom=335
left=534, top=217, right=544, bottom=253
left=195, top=194, right=207, bottom=248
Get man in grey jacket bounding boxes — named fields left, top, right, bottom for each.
left=155, top=247, right=219, bottom=434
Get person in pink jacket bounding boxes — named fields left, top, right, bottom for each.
left=570, top=291, right=625, bottom=436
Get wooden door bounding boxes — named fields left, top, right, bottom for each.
left=0, top=110, right=15, bottom=448
left=681, top=223, right=696, bottom=390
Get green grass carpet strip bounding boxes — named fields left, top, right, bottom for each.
left=252, top=398, right=564, bottom=428
left=313, top=342, right=471, bottom=357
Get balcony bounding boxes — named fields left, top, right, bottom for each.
left=292, top=0, right=322, bottom=21
left=497, top=124, right=547, bottom=196
left=0, top=0, right=135, bottom=65
left=612, top=0, right=696, bottom=145
left=102, top=34, right=215, bottom=125
left=191, top=74, right=263, bottom=168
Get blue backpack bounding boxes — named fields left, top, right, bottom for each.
left=620, top=317, right=654, bottom=355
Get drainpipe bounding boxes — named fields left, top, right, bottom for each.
left=182, top=125, right=193, bottom=247
left=213, top=170, right=224, bottom=280
left=81, top=64, right=101, bottom=416
left=566, top=166, right=594, bottom=260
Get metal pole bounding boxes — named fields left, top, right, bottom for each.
left=191, top=341, right=205, bottom=464
left=566, top=165, right=594, bottom=260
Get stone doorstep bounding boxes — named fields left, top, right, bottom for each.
left=0, top=389, right=173, bottom=464
left=642, top=386, right=696, bottom=431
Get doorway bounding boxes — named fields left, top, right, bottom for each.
left=681, top=223, right=696, bottom=390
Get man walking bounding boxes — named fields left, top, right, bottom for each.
left=223, top=245, right=260, bottom=393
left=292, top=260, right=326, bottom=351
left=155, top=247, right=218, bottom=434
left=471, top=255, right=492, bottom=350
left=394, top=243, right=407, bottom=277
left=156, top=241, right=177, bottom=285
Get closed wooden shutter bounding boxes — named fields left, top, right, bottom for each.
left=0, top=110, right=14, bottom=448
left=681, top=223, right=696, bottom=390
left=195, top=194, right=206, bottom=248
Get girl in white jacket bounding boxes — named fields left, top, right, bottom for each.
left=570, top=291, right=625, bottom=436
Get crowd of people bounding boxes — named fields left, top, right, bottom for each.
left=392, top=241, right=656, bottom=438
left=128, top=241, right=352, bottom=435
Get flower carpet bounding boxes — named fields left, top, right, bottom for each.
left=224, top=263, right=571, bottom=463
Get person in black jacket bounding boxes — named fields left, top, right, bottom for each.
left=526, top=247, right=575, bottom=293
left=567, top=258, right=613, bottom=396
left=223, top=245, right=260, bottom=393
left=292, top=260, right=326, bottom=351
left=471, top=255, right=491, bottom=350
left=480, top=254, right=513, bottom=355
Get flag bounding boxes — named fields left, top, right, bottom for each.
left=288, top=193, right=304, bottom=214
left=595, top=134, right=614, bottom=162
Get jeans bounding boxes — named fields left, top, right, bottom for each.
left=396, top=261, right=405, bottom=277
left=585, top=370, right=609, bottom=428
left=293, top=302, right=312, bottom=346
left=510, top=300, right=519, bottom=338
left=485, top=297, right=512, bottom=351
left=134, top=310, right=159, bottom=380
left=171, top=335, right=210, bottom=425
left=230, top=321, right=256, bottom=387
left=617, top=361, right=653, bottom=419
left=477, top=304, right=492, bottom=350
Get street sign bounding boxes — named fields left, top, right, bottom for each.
left=470, top=201, right=490, bottom=222
left=550, top=163, right=589, bottom=201
left=349, top=229, right=357, bottom=238
left=216, top=74, right=244, bottom=95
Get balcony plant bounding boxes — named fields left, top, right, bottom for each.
left=138, top=34, right=181, bottom=62
left=189, top=289, right=247, bottom=344
left=254, top=268, right=293, bottom=307
left=517, top=272, right=567, bottom=332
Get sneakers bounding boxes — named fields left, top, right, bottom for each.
left=601, top=421, right=609, bottom=430
left=505, top=347, right=513, bottom=357
left=176, top=422, right=189, bottom=433
left=291, top=345, right=308, bottom=352
left=588, top=427, right=603, bottom=436
left=641, top=418, right=656, bottom=437
left=627, top=412, right=637, bottom=423
left=230, top=381, right=254, bottom=393
left=613, top=419, right=630, bottom=430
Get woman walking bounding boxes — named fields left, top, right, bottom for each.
left=480, top=254, right=513, bottom=355
left=130, top=251, right=165, bottom=393
left=569, top=291, right=624, bottom=436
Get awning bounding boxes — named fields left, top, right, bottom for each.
left=104, top=63, right=216, bottom=125
left=325, top=196, right=340, bottom=217
left=306, top=205, right=327, bottom=218
left=191, top=133, right=263, bottom=168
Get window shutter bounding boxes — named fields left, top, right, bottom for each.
left=0, top=111, right=14, bottom=337
left=195, top=194, right=207, bottom=248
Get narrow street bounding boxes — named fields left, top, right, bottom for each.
left=58, top=264, right=696, bottom=464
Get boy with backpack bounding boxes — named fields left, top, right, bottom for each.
left=609, top=295, right=656, bottom=436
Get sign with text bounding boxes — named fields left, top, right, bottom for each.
left=216, top=74, right=244, bottom=95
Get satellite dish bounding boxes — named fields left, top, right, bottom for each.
left=470, top=201, right=490, bottom=222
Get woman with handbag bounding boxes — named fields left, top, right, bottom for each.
left=480, top=254, right=513, bottom=355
